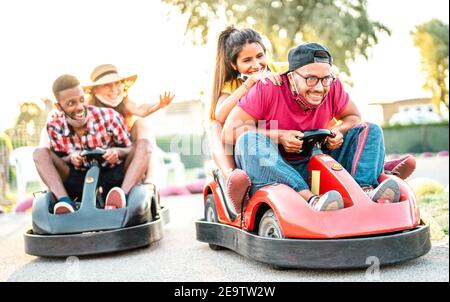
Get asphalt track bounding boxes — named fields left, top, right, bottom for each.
left=0, top=157, right=448, bottom=282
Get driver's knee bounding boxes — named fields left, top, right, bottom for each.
left=367, top=122, right=383, bottom=135
left=134, top=138, right=153, bottom=157
left=354, top=122, right=382, bottom=135
left=362, top=122, right=384, bottom=143
left=33, top=147, right=50, bottom=164
left=132, top=118, right=154, bottom=141
left=349, top=122, right=384, bottom=144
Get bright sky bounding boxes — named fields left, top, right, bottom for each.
left=350, top=0, right=449, bottom=122
left=0, top=0, right=448, bottom=131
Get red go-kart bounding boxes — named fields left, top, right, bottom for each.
left=196, top=129, right=430, bottom=269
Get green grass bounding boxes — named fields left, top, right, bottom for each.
left=417, top=191, right=449, bottom=236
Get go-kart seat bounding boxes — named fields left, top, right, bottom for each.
left=212, top=169, right=238, bottom=221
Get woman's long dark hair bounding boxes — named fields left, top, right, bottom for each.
left=209, top=26, right=266, bottom=121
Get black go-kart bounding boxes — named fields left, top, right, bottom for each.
left=24, top=149, right=169, bottom=257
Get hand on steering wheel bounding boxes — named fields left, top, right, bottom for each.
left=326, top=128, right=344, bottom=150
left=70, top=151, right=84, bottom=169
left=80, top=149, right=108, bottom=168
left=102, top=148, right=120, bottom=166
left=295, top=129, right=334, bottom=157
left=279, top=130, right=304, bottom=153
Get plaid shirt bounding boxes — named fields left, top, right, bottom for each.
left=47, top=106, right=132, bottom=165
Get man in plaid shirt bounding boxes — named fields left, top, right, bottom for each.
left=47, top=101, right=132, bottom=163
left=33, top=74, right=152, bottom=214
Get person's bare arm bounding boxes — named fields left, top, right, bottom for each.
left=102, top=146, right=132, bottom=165
left=114, top=146, right=132, bottom=158
left=124, top=92, right=174, bottom=117
left=222, top=106, right=304, bottom=152
left=333, top=99, right=361, bottom=134
left=326, top=99, right=361, bottom=150
left=215, top=73, right=282, bottom=124
left=221, top=106, right=258, bottom=145
left=215, top=92, right=240, bottom=124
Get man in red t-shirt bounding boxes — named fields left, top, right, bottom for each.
left=223, top=42, right=402, bottom=211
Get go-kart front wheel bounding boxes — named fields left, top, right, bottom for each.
left=258, top=209, right=285, bottom=239
left=205, top=194, right=226, bottom=250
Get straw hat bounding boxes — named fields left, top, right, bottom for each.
left=83, top=64, right=137, bottom=91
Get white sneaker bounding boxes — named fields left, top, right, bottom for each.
left=54, top=201, right=75, bottom=215
left=366, top=178, right=401, bottom=203
left=309, top=190, right=344, bottom=211
left=105, top=187, right=127, bottom=209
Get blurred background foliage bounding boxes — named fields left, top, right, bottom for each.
left=411, top=19, right=449, bottom=113
left=382, top=122, right=449, bottom=154
left=163, top=0, right=391, bottom=76
left=0, top=98, right=52, bottom=204
left=4, top=98, right=53, bottom=148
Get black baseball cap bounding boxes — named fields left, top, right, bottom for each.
left=287, top=42, right=333, bottom=72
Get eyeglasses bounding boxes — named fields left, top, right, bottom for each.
left=294, top=71, right=335, bottom=87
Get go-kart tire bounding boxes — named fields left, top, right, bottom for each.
left=205, top=194, right=226, bottom=251
left=258, top=209, right=285, bottom=239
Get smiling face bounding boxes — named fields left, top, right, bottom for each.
left=292, top=63, right=333, bottom=106
left=92, top=81, right=124, bottom=101
left=232, top=42, right=267, bottom=76
left=56, top=85, right=87, bottom=122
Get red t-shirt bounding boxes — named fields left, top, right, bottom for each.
left=238, top=74, right=349, bottom=161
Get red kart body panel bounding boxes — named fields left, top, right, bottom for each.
left=204, top=154, right=421, bottom=239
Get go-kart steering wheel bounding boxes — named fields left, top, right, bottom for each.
left=296, top=129, right=335, bottom=157
left=80, top=149, right=107, bottom=168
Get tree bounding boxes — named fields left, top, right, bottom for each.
left=163, top=0, right=390, bottom=75
left=5, top=98, right=53, bottom=148
left=411, top=19, right=449, bottom=113
left=0, top=133, right=13, bottom=204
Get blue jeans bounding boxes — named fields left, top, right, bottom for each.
left=234, top=123, right=385, bottom=195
